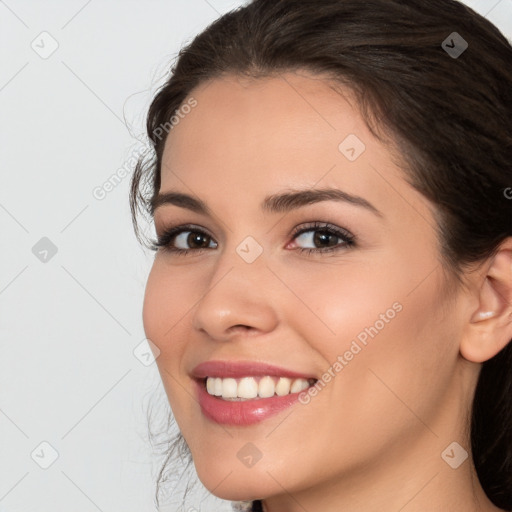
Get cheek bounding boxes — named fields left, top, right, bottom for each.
left=142, top=260, right=191, bottom=354
left=273, top=256, right=407, bottom=357
left=268, top=262, right=454, bottom=476
left=142, top=263, right=199, bottom=428
left=277, top=250, right=455, bottom=415
left=142, top=266, right=167, bottom=356
left=142, top=262, right=190, bottom=394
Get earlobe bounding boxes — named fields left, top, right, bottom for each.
left=460, top=240, right=512, bottom=364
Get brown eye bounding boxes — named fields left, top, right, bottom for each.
left=291, top=222, right=355, bottom=254
left=184, top=232, right=212, bottom=249
left=295, top=230, right=342, bottom=249
left=153, top=225, right=218, bottom=254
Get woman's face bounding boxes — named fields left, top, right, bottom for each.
left=143, top=72, right=470, bottom=503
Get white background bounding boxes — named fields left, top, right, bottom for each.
left=1, top=1, right=511, bottom=511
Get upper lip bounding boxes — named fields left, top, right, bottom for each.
left=191, top=360, right=317, bottom=380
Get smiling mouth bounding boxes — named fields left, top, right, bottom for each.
left=203, top=375, right=318, bottom=401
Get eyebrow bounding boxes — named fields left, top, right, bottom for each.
left=150, top=188, right=383, bottom=218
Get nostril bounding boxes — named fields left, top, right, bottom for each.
left=230, top=325, right=252, bottom=333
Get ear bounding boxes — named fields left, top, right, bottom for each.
left=460, top=238, right=512, bottom=363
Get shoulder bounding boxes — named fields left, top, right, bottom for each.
left=231, top=500, right=262, bottom=511
left=230, top=501, right=254, bottom=511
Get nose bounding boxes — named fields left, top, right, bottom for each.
left=191, top=249, right=279, bottom=342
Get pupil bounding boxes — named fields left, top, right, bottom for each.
left=314, top=231, right=336, bottom=247
left=189, top=233, right=209, bottom=248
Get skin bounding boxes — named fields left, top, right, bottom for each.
left=142, top=71, right=512, bottom=512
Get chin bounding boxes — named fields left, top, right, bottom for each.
left=198, top=474, right=267, bottom=502
left=193, top=458, right=285, bottom=502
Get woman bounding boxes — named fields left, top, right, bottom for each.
left=129, top=0, right=512, bottom=510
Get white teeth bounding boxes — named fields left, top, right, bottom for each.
left=238, top=377, right=258, bottom=399
left=290, top=378, right=309, bottom=393
left=222, top=378, right=238, bottom=398
left=214, top=377, right=223, bottom=396
left=275, top=377, right=292, bottom=396
left=258, top=376, right=275, bottom=398
left=204, top=376, right=313, bottom=400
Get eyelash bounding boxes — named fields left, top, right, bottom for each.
left=151, top=221, right=356, bottom=256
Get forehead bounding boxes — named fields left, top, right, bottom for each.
left=158, top=71, right=430, bottom=227
left=162, top=72, right=374, bottom=168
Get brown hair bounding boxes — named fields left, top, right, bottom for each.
left=130, top=0, right=512, bottom=507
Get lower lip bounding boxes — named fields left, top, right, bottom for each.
left=195, top=379, right=304, bottom=425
